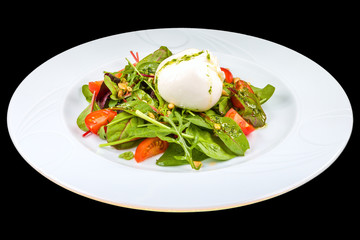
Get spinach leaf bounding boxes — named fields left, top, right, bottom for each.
left=127, top=124, right=174, bottom=139
left=76, top=100, right=100, bottom=131
left=136, top=46, right=172, bottom=74
left=208, top=115, right=250, bottom=156
left=97, top=125, right=107, bottom=140
left=185, top=114, right=212, bottom=130
left=117, top=89, right=158, bottom=114
left=251, top=84, right=275, bottom=105
left=212, top=96, right=231, bottom=116
left=81, top=84, right=93, bottom=102
left=106, top=112, right=144, bottom=149
left=156, top=143, right=208, bottom=166
left=186, top=124, right=237, bottom=160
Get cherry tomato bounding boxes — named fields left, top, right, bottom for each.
left=88, top=81, right=103, bottom=96
left=225, top=108, right=255, bottom=135
left=134, top=137, right=169, bottom=163
left=85, top=109, right=117, bottom=134
left=221, top=67, right=234, bottom=83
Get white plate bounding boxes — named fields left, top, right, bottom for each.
left=7, top=28, right=353, bottom=212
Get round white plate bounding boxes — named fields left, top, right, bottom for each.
left=7, top=28, right=353, bottom=212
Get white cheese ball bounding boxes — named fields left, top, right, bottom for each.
left=155, top=48, right=225, bottom=112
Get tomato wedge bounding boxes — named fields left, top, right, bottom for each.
left=85, top=109, right=117, bottom=134
left=88, top=81, right=103, bottom=96
left=135, top=137, right=169, bottom=163
left=225, top=108, right=255, bottom=135
left=221, top=67, right=233, bottom=83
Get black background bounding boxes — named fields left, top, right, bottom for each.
left=4, top=3, right=357, bottom=234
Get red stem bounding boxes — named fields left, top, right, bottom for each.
left=130, top=51, right=140, bottom=63
left=82, top=130, right=92, bottom=137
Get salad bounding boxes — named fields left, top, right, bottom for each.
left=76, top=46, right=275, bottom=170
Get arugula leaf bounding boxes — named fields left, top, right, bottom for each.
left=161, top=111, right=199, bottom=169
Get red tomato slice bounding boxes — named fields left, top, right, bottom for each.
left=225, top=108, right=255, bottom=135
left=221, top=67, right=234, bottom=83
left=88, top=81, right=103, bottom=96
left=135, top=137, right=169, bottom=163
left=85, top=109, right=117, bottom=134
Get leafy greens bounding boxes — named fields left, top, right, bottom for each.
left=76, top=46, right=275, bottom=170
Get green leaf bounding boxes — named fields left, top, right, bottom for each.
left=186, top=124, right=236, bottom=160
left=233, top=88, right=267, bottom=128
left=212, top=96, right=231, bottom=115
left=106, top=112, right=144, bottom=149
left=81, top=84, right=93, bottom=102
left=118, top=151, right=134, bottom=160
left=251, top=84, right=275, bottom=105
left=76, top=102, right=100, bottom=131
left=136, top=46, right=173, bottom=74
left=98, top=125, right=107, bottom=140
left=210, top=116, right=250, bottom=156
left=117, top=89, right=158, bottom=114
left=119, top=151, right=134, bottom=160
left=185, top=114, right=212, bottom=130
left=103, top=75, right=119, bottom=101
left=156, top=143, right=208, bottom=166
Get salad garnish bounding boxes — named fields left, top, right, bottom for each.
left=76, top=46, right=275, bottom=170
